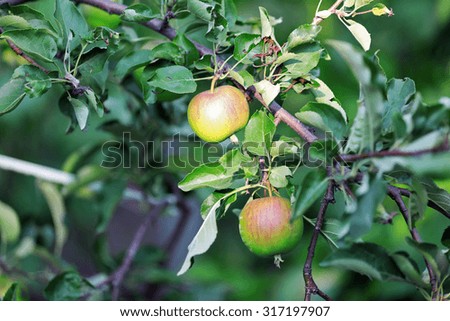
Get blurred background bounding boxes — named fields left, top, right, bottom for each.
left=0, top=0, right=449, bottom=300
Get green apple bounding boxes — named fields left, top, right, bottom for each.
left=239, top=196, right=303, bottom=256
left=187, top=85, right=249, bottom=142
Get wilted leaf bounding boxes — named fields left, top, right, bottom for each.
left=253, top=80, right=280, bottom=106
left=177, top=198, right=221, bottom=275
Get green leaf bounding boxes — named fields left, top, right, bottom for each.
left=442, top=227, right=450, bottom=249
left=328, top=41, right=385, bottom=153
left=291, top=170, right=328, bottom=220
left=408, top=177, right=428, bottom=221
left=269, top=165, right=292, bottom=188
left=284, top=50, right=322, bottom=78
left=253, top=80, right=280, bottom=106
left=3, top=283, right=23, bottom=301
left=342, top=18, right=371, bottom=51
left=200, top=191, right=237, bottom=219
left=244, top=110, right=276, bottom=156
left=178, top=163, right=234, bottom=192
left=373, top=153, right=450, bottom=179
left=13, top=65, right=51, bottom=98
left=344, top=103, right=371, bottom=153
left=406, top=238, right=449, bottom=281
left=0, top=77, right=27, bottom=116
left=68, top=97, right=89, bottom=131
left=121, top=3, right=159, bottom=22
left=383, top=78, right=416, bottom=132
left=348, top=177, right=386, bottom=239
left=44, top=271, right=94, bottom=300
left=286, top=24, right=322, bottom=50
left=174, top=34, right=200, bottom=66
left=296, top=102, right=347, bottom=140
left=0, top=15, right=32, bottom=30
left=219, top=148, right=252, bottom=175
left=270, top=139, right=300, bottom=158
left=55, top=0, right=89, bottom=41
left=151, top=42, right=184, bottom=64
left=233, top=33, right=261, bottom=62
left=321, top=243, right=404, bottom=281
left=391, top=252, right=427, bottom=287
left=148, top=66, right=197, bottom=94
left=205, top=3, right=228, bottom=45
left=84, top=89, right=103, bottom=117
left=259, top=7, right=273, bottom=38
left=0, top=200, right=21, bottom=243
left=114, top=50, right=153, bottom=80
left=187, top=0, right=213, bottom=21
left=178, top=196, right=221, bottom=275
left=78, top=52, right=110, bottom=93
left=229, top=69, right=255, bottom=89
left=37, top=180, right=67, bottom=256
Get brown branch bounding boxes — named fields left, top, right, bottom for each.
left=387, top=185, right=439, bottom=300
left=337, top=142, right=449, bottom=163
left=303, top=176, right=335, bottom=301
left=394, top=186, right=450, bottom=220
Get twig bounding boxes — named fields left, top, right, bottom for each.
left=387, top=185, right=439, bottom=300
left=312, top=0, right=344, bottom=25
left=303, top=176, right=335, bottom=301
left=337, top=142, right=449, bottom=163
left=109, top=201, right=168, bottom=300
left=252, top=90, right=318, bottom=143
left=395, top=187, right=450, bottom=220
left=0, top=27, right=49, bottom=73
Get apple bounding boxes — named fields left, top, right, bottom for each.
left=239, top=196, right=303, bottom=256
left=187, top=85, right=249, bottom=142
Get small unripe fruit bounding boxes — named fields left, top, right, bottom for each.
left=187, top=85, right=249, bottom=142
left=239, top=196, right=303, bottom=256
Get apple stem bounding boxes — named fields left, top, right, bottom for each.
left=230, top=134, right=239, bottom=145
left=210, top=76, right=218, bottom=93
